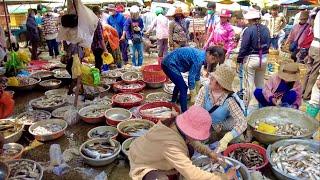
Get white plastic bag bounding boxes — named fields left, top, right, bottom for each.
left=64, top=106, right=80, bottom=126
left=57, top=0, right=98, bottom=48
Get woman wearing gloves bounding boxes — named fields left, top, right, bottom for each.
left=195, top=65, right=247, bottom=153
left=161, top=46, right=225, bottom=112
left=254, top=63, right=302, bottom=109
left=124, top=5, right=144, bottom=67
left=128, top=105, right=237, bottom=180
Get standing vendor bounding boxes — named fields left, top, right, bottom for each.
left=195, top=65, right=247, bottom=153
left=128, top=106, right=237, bottom=180
left=254, top=63, right=302, bottom=109
left=161, top=46, right=225, bottom=112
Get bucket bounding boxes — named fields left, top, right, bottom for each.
left=306, top=103, right=319, bottom=118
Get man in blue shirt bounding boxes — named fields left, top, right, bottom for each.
left=107, top=4, right=128, bottom=65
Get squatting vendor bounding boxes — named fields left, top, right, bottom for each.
left=254, top=63, right=302, bottom=109
left=161, top=46, right=225, bottom=112
left=195, top=65, right=247, bottom=153
left=128, top=106, right=237, bottom=180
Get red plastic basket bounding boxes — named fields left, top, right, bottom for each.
left=112, top=92, right=144, bottom=109
left=141, top=65, right=166, bottom=82
left=113, top=81, right=146, bottom=93
left=223, top=143, right=269, bottom=171
left=138, top=102, right=181, bottom=123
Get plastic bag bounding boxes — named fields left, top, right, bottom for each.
left=0, top=91, right=15, bottom=119
left=102, top=53, right=114, bottom=65
left=64, top=106, right=80, bottom=126
left=81, top=64, right=93, bottom=85
left=91, top=68, right=100, bottom=86
left=17, top=50, right=30, bottom=64
left=7, top=77, right=19, bottom=86
left=5, top=51, right=25, bottom=76
left=88, top=53, right=95, bottom=64
left=71, top=55, right=82, bottom=79
left=257, top=122, right=277, bottom=134
left=57, top=0, right=98, bottom=48
left=48, top=144, right=70, bottom=176
left=95, top=171, right=108, bottom=180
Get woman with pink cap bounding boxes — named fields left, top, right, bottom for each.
left=204, top=9, right=236, bottom=58
left=128, top=106, right=237, bottom=180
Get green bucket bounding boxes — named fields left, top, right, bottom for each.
left=306, top=103, right=319, bottom=118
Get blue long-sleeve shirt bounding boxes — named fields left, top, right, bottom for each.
left=162, top=47, right=206, bottom=90
left=237, top=24, right=271, bottom=63
left=124, top=18, right=144, bottom=40
left=107, top=13, right=126, bottom=38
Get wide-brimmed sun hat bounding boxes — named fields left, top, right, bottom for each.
left=220, top=9, right=232, bottom=18
left=176, top=106, right=212, bottom=141
left=243, top=8, right=261, bottom=20
left=210, top=64, right=235, bottom=92
left=173, top=7, right=184, bottom=16
left=278, top=63, right=300, bottom=82
left=116, top=4, right=124, bottom=12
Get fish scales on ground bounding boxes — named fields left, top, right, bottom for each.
left=122, top=123, right=152, bottom=136
left=229, top=148, right=264, bottom=169
left=32, top=124, right=63, bottom=135
left=271, top=144, right=320, bottom=179
left=255, top=120, right=309, bottom=136
left=8, top=161, right=41, bottom=180
left=140, top=107, right=173, bottom=118
left=82, top=139, right=118, bottom=159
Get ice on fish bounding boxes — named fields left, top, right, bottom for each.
left=32, top=123, right=63, bottom=135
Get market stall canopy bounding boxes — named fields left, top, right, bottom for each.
left=8, top=3, right=64, bottom=14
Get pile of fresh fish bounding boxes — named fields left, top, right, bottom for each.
left=84, top=85, right=106, bottom=95
left=8, top=160, right=41, bottom=180
left=81, top=107, right=107, bottom=118
left=40, top=80, right=60, bottom=87
left=146, top=93, right=171, bottom=103
left=31, top=70, right=53, bottom=79
left=121, top=123, right=152, bottom=136
left=52, top=106, right=71, bottom=118
left=32, top=124, right=63, bottom=135
left=229, top=148, right=264, bottom=169
left=101, top=78, right=117, bottom=85
left=90, top=130, right=117, bottom=139
left=115, top=94, right=141, bottom=103
left=198, top=161, right=227, bottom=173
left=31, top=95, right=65, bottom=108
left=53, top=69, right=71, bottom=78
left=103, top=70, right=122, bottom=78
left=93, top=97, right=112, bottom=106
left=141, top=107, right=174, bottom=118
left=255, top=120, right=308, bottom=136
left=271, top=144, right=320, bottom=179
left=82, top=139, right=119, bottom=159
left=0, top=120, right=22, bottom=137
left=18, top=77, right=38, bottom=86
left=114, top=83, right=143, bottom=90
left=16, top=111, right=51, bottom=125
left=122, top=73, right=139, bottom=82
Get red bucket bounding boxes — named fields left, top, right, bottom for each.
left=141, top=65, right=166, bottom=82
left=223, top=143, right=269, bottom=171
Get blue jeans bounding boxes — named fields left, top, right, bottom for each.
left=161, top=64, right=188, bottom=112
left=254, top=88, right=297, bottom=107
left=131, top=43, right=144, bottom=66
left=270, top=36, right=279, bottom=49
left=46, top=39, right=59, bottom=57
left=120, top=40, right=128, bottom=63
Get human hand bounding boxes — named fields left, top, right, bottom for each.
left=272, top=98, right=281, bottom=106
left=215, top=132, right=233, bottom=153
left=226, top=167, right=237, bottom=180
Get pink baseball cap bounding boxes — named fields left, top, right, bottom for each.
left=220, top=9, right=232, bottom=18
left=176, top=106, right=212, bottom=141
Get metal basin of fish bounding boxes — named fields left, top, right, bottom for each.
left=52, top=105, right=73, bottom=119
left=87, top=126, right=118, bottom=139
left=267, top=139, right=320, bottom=180
left=0, top=119, right=25, bottom=143
left=117, top=119, right=154, bottom=139
left=105, top=108, right=132, bottom=126
left=45, top=88, right=68, bottom=97
left=138, top=102, right=181, bottom=123
left=29, top=95, right=66, bottom=112
left=79, top=138, right=121, bottom=166
left=7, top=77, right=41, bottom=91
left=0, top=161, right=9, bottom=180
left=190, top=155, right=251, bottom=180
left=31, top=70, right=54, bottom=80
left=247, top=107, right=318, bottom=144
left=145, top=92, right=172, bottom=103
left=79, top=105, right=110, bottom=124
left=0, top=143, right=24, bottom=161
left=121, top=137, right=136, bottom=158
left=39, top=79, right=62, bottom=90
left=112, top=92, right=143, bottom=108
left=6, top=159, right=43, bottom=180
left=121, top=71, right=139, bottom=83
left=29, top=119, right=68, bottom=141
left=15, top=110, right=51, bottom=126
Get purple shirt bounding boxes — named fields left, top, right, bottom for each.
left=124, top=18, right=144, bottom=40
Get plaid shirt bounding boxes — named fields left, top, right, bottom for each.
left=91, top=21, right=104, bottom=51
left=195, top=87, right=247, bottom=135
